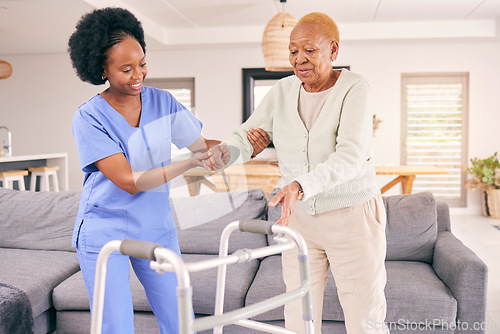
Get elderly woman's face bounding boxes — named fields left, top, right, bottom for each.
left=289, top=23, right=337, bottom=90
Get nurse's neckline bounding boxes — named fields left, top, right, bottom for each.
left=98, top=90, right=144, bottom=128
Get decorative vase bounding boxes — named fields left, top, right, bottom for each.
left=482, top=189, right=500, bottom=219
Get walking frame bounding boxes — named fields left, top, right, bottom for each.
left=90, top=219, right=315, bottom=334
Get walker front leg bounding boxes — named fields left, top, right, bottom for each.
left=272, top=224, right=315, bottom=334
left=153, top=247, right=194, bottom=334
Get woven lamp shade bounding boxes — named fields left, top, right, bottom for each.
left=0, top=60, right=13, bottom=79
left=262, top=12, right=298, bottom=72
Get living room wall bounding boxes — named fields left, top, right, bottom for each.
left=0, top=38, right=498, bottom=212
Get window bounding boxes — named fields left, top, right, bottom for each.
left=242, top=68, right=293, bottom=123
left=401, top=73, right=469, bottom=207
left=144, top=77, right=195, bottom=112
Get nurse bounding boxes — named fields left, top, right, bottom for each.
left=67, top=7, right=231, bottom=333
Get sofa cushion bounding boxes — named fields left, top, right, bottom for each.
left=384, top=192, right=437, bottom=263
left=245, top=255, right=286, bottom=321
left=267, top=187, right=282, bottom=224
left=183, top=253, right=260, bottom=315
left=0, top=248, right=80, bottom=318
left=247, top=256, right=457, bottom=324
left=54, top=253, right=260, bottom=316
left=0, top=187, right=80, bottom=252
left=56, top=310, right=249, bottom=334
left=385, top=261, right=457, bottom=325
left=53, top=267, right=151, bottom=312
left=245, top=255, right=346, bottom=322
left=53, top=271, right=88, bottom=311
left=56, top=311, right=160, bottom=334
left=172, top=189, right=269, bottom=254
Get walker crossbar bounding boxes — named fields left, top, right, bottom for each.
left=150, top=241, right=295, bottom=274
left=236, top=319, right=297, bottom=334
left=193, top=282, right=310, bottom=332
left=90, top=219, right=314, bottom=334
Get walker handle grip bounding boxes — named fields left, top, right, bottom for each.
left=119, top=239, right=162, bottom=261
left=239, top=219, right=275, bottom=235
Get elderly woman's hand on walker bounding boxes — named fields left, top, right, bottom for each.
left=269, top=181, right=303, bottom=226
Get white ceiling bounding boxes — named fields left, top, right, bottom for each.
left=1, top=0, right=500, bottom=55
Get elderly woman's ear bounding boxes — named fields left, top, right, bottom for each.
left=330, top=41, right=339, bottom=61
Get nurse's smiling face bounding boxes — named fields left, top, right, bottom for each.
left=102, top=36, right=147, bottom=97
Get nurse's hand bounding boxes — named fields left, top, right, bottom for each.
left=247, top=128, right=270, bottom=158
left=201, top=143, right=230, bottom=171
left=190, top=151, right=211, bottom=168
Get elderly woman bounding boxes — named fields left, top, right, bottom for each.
left=227, top=12, right=389, bottom=334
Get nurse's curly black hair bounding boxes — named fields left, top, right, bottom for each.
left=68, top=7, right=146, bottom=85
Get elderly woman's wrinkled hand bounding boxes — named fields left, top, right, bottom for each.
left=201, top=143, right=230, bottom=171
left=268, top=182, right=302, bottom=226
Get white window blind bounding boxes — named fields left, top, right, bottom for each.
left=402, top=73, right=469, bottom=207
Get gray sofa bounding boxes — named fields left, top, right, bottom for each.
left=0, top=188, right=81, bottom=334
left=0, top=187, right=488, bottom=333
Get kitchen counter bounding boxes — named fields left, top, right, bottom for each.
left=0, top=153, right=68, bottom=191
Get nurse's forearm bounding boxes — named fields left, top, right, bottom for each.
left=187, top=135, right=220, bottom=154
left=133, top=157, right=199, bottom=192
left=95, top=152, right=206, bottom=195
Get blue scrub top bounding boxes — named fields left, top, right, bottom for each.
left=72, top=86, right=202, bottom=253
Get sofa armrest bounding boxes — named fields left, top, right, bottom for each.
left=436, top=201, right=451, bottom=232
left=433, top=231, right=488, bottom=333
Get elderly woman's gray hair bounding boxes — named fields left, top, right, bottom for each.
left=296, top=12, right=339, bottom=42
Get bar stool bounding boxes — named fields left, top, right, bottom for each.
left=0, top=170, right=28, bottom=191
left=29, top=166, right=60, bottom=192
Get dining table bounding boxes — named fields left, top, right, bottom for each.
left=182, top=160, right=448, bottom=197
left=182, top=160, right=281, bottom=198
left=374, top=165, right=448, bottom=194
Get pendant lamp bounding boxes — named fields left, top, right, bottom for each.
left=261, top=0, right=297, bottom=72
left=0, top=60, right=12, bottom=79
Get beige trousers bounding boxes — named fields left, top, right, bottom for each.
left=282, top=195, right=389, bottom=334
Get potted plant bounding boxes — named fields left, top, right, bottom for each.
left=466, top=152, right=500, bottom=218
